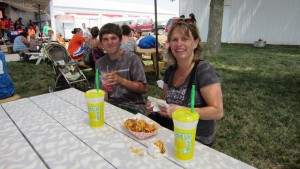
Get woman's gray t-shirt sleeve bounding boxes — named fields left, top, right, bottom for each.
left=195, top=61, right=220, bottom=88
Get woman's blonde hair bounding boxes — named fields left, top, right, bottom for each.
left=29, top=34, right=36, bottom=40
left=165, top=21, right=203, bottom=67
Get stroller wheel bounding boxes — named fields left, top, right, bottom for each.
left=49, top=84, right=55, bottom=92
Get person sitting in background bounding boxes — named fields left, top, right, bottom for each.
left=13, top=32, right=29, bottom=53
left=0, top=52, right=15, bottom=100
left=13, top=32, right=30, bottom=61
left=146, top=20, right=223, bottom=147
left=120, top=24, right=136, bottom=52
left=56, top=32, right=66, bottom=48
left=16, top=27, right=23, bottom=34
left=28, top=20, right=36, bottom=32
left=14, top=20, right=22, bottom=30
left=27, top=25, right=35, bottom=36
left=67, top=28, right=86, bottom=60
left=48, top=29, right=57, bottom=42
left=96, top=23, right=147, bottom=114
left=7, top=26, right=18, bottom=44
left=133, top=30, right=142, bottom=43
left=137, top=35, right=157, bottom=49
left=28, top=34, right=39, bottom=52
left=83, top=26, right=105, bottom=69
left=7, top=18, right=14, bottom=31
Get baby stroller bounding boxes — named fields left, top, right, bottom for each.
left=44, top=42, right=90, bottom=92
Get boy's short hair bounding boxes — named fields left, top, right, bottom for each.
left=99, top=23, right=122, bottom=41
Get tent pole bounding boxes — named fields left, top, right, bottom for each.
left=154, top=0, right=159, bottom=81
left=38, top=4, right=42, bottom=37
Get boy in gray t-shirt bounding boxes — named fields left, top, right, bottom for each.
left=95, top=23, right=147, bottom=114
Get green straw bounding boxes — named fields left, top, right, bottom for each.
left=191, top=84, right=195, bottom=113
left=96, top=69, right=99, bottom=91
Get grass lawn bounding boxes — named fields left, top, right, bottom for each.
left=5, top=44, right=300, bottom=169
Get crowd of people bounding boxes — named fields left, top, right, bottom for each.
left=1, top=14, right=224, bottom=147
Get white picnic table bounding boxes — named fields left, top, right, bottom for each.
left=25, top=42, right=48, bottom=65
left=0, top=88, right=256, bottom=169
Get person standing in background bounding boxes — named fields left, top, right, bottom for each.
left=35, top=24, right=40, bottom=37
left=82, top=23, right=91, bottom=38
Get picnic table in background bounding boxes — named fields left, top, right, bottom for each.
left=24, top=42, right=48, bottom=65
left=136, top=47, right=166, bottom=79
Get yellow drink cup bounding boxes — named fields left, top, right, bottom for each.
left=84, top=89, right=105, bottom=127
left=172, top=108, right=199, bottom=162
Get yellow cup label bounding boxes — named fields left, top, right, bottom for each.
left=88, top=106, right=100, bottom=122
left=174, top=131, right=192, bottom=154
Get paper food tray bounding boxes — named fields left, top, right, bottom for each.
left=122, top=113, right=160, bottom=140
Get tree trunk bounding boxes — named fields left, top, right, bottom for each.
left=205, top=0, right=224, bottom=55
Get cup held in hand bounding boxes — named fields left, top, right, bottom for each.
left=100, top=74, right=113, bottom=91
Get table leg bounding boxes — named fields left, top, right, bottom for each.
left=35, top=56, right=42, bottom=65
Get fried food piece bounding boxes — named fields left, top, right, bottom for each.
left=130, top=146, right=142, bottom=153
left=124, top=119, right=137, bottom=130
left=130, top=146, right=144, bottom=157
left=154, top=140, right=166, bottom=154
left=124, top=118, right=158, bottom=133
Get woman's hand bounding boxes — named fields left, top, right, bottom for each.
left=157, top=104, right=183, bottom=118
left=146, top=101, right=155, bottom=114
